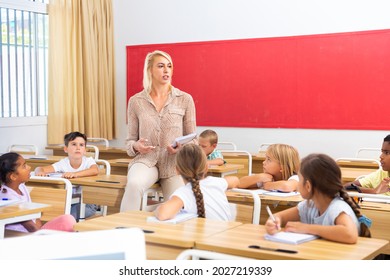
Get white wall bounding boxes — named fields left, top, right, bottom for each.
left=2, top=0, right=390, bottom=158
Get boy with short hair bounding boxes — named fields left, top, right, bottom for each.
left=34, top=131, right=100, bottom=219
left=198, top=129, right=225, bottom=166
left=344, top=134, right=390, bottom=195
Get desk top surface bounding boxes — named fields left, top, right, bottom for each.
left=0, top=202, right=50, bottom=219
left=46, top=145, right=126, bottom=153
left=74, top=210, right=241, bottom=248
left=195, top=223, right=388, bottom=260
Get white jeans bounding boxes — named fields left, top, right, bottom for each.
left=120, top=162, right=184, bottom=211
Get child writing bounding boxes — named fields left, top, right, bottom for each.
left=154, top=143, right=240, bottom=221
left=265, top=153, right=371, bottom=244
left=34, top=131, right=99, bottom=219
left=0, top=152, right=76, bottom=233
left=239, top=143, right=300, bottom=192
left=198, top=129, right=225, bottom=166
left=344, top=134, right=390, bottom=195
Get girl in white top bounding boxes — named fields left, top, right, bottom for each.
left=239, top=144, right=300, bottom=192
left=154, top=144, right=239, bottom=221
left=265, top=153, right=371, bottom=244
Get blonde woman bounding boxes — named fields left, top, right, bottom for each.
left=121, top=50, right=197, bottom=211
left=239, top=144, right=300, bottom=192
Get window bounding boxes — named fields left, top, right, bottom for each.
left=0, top=0, right=48, bottom=118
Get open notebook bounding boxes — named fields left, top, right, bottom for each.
left=147, top=212, right=198, bottom=224
left=265, top=231, right=318, bottom=245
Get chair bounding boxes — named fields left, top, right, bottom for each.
left=27, top=176, right=73, bottom=222
left=258, top=143, right=273, bottom=153
left=355, top=148, right=381, bottom=159
left=92, top=159, right=112, bottom=216
left=88, top=137, right=109, bottom=147
left=8, top=144, right=38, bottom=155
left=141, top=182, right=163, bottom=212
left=216, top=141, right=237, bottom=151
left=221, top=150, right=252, bottom=177
left=86, top=144, right=99, bottom=160
left=0, top=228, right=146, bottom=260
left=176, top=249, right=253, bottom=260
left=229, top=188, right=261, bottom=224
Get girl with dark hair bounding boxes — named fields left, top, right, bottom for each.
left=265, top=153, right=371, bottom=244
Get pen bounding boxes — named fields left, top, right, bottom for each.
left=266, top=205, right=280, bottom=230
left=2, top=198, right=9, bottom=200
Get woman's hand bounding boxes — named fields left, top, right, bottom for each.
left=134, top=138, right=155, bottom=154
left=166, top=143, right=181, bottom=155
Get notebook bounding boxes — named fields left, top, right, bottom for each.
left=147, top=212, right=198, bottom=224
left=171, top=133, right=197, bottom=148
left=0, top=199, right=19, bottom=207
left=251, top=189, right=300, bottom=197
left=264, top=231, right=318, bottom=245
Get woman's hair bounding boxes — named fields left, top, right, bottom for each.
left=0, top=152, right=21, bottom=185
left=142, top=50, right=173, bottom=93
left=267, top=144, right=300, bottom=180
left=175, top=143, right=207, bottom=218
left=300, top=153, right=371, bottom=237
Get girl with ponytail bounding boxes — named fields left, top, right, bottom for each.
left=154, top=144, right=240, bottom=221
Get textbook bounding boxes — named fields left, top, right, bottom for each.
left=171, top=133, right=197, bottom=148
left=147, top=212, right=198, bottom=224
left=264, top=231, right=318, bottom=245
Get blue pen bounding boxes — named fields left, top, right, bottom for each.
left=2, top=198, right=9, bottom=200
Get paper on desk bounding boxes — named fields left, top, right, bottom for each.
left=0, top=199, right=19, bottom=207
left=147, top=212, right=198, bottom=224
left=251, top=189, right=300, bottom=197
left=265, top=231, right=318, bottom=245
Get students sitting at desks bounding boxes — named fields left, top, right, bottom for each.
left=239, top=143, right=300, bottom=192
left=34, top=131, right=99, bottom=219
left=265, top=153, right=371, bottom=244
left=0, top=152, right=75, bottom=233
left=198, top=129, right=225, bottom=166
left=154, top=144, right=240, bottom=221
left=344, top=134, right=390, bottom=195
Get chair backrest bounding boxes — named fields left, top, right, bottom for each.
left=0, top=228, right=146, bottom=260
left=221, top=150, right=252, bottom=177
left=86, top=144, right=99, bottom=160
left=216, top=141, right=237, bottom=151
left=27, top=176, right=73, bottom=222
left=88, top=137, right=109, bottom=147
left=176, top=249, right=252, bottom=260
left=355, top=148, right=381, bottom=159
left=258, top=143, right=273, bottom=153
left=96, top=159, right=111, bottom=175
left=8, top=144, right=38, bottom=155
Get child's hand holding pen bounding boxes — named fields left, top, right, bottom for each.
left=265, top=205, right=281, bottom=234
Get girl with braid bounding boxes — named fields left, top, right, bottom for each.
left=154, top=144, right=240, bottom=221
left=265, top=153, right=371, bottom=244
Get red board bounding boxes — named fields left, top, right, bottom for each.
left=127, top=30, right=390, bottom=130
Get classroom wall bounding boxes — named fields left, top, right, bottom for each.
left=1, top=0, right=390, bottom=158
left=110, top=0, right=390, bottom=158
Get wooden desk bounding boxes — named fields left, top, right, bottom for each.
left=340, top=167, right=376, bottom=184
left=69, top=174, right=128, bottom=215
left=23, top=155, right=65, bottom=170
left=0, top=202, right=50, bottom=238
left=360, top=200, right=390, bottom=254
left=108, top=158, right=244, bottom=177
left=195, top=224, right=388, bottom=260
left=252, top=153, right=265, bottom=174
left=74, top=210, right=242, bottom=259
left=46, top=145, right=129, bottom=160
left=226, top=189, right=302, bottom=224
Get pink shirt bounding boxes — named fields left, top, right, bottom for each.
left=0, top=183, right=33, bottom=232
left=126, top=86, right=197, bottom=178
